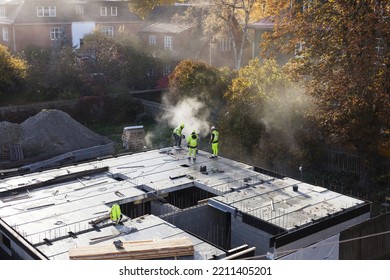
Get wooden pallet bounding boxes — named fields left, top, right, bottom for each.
left=121, top=126, right=145, bottom=151
left=2, top=143, right=10, bottom=160
left=68, top=237, right=194, bottom=260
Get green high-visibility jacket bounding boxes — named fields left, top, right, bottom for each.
left=173, top=125, right=183, bottom=136
left=187, top=133, right=198, bottom=148
left=110, top=203, right=121, bottom=222
left=211, top=130, right=219, bottom=143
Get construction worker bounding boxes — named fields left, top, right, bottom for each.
left=209, top=126, right=219, bottom=158
left=110, top=203, right=122, bottom=224
left=187, top=130, right=198, bottom=161
left=173, top=123, right=185, bottom=147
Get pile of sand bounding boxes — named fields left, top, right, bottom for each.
left=0, top=109, right=111, bottom=158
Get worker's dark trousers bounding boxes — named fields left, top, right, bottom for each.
left=173, top=133, right=182, bottom=147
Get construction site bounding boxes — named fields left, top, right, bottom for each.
left=0, top=110, right=388, bottom=260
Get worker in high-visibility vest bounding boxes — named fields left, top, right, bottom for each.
left=173, top=123, right=185, bottom=147
left=187, top=130, right=198, bottom=161
left=209, top=126, right=219, bottom=158
left=110, top=203, right=122, bottom=224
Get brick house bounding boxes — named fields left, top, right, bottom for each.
left=138, top=4, right=247, bottom=85
left=0, top=0, right=143, bottom=53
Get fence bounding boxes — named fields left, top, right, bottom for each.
left=134, top=98, right=174, bottom=117
left=322, top=149, right=361, bottom=175
left=0, top=100, right=78, bottom=121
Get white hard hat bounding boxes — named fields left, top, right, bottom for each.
left=211, top=126, right=215, bottom=130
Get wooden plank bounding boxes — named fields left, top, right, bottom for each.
left=69, top=237, right=194, bottom=260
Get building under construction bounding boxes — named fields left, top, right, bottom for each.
left=0, top=147, right=372, bottom=260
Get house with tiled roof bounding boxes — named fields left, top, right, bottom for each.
left=137, top=4, right=247, bottom=85
left=0, top=0, right=143, bottom=52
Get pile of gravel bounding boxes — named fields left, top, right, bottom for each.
left=1, top=109, right=112, bottom=158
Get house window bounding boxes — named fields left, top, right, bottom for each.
left=164, top=36, right=173, bottom=50
left=100, top=7, right=107, bottom=16
left=147, top=68, right=154, bottom=78
left=220, top=36, right=232, bottom=52
left=37, top=6, right=56, bottom=17
left=110, top=7, right=117, bottom=16
left=50, top=27, right=63, bottom=40
left=0, top=7, right=6, bottom=18
left=100, top=6, right=117, bottom=16
left=295, top=42, right=304, bottom=57
left=149, top=35, right=156, bottom=46
left=76, top=5, right=84, bottom=15
left=163, top=64, right=171, bottom=76
left=2, top=27, right=8, bottom=41
left=102, top=26, right=114, bottom=37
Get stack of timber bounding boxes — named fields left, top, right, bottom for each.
left=68, top=237, right=194, bottom=260
left=121, top=126, right=145, bottom=152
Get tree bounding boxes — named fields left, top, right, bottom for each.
left=265, top=0, right=390, bottom=188
left=79, top=29, right=162, bottom=93
left=220, top=58, right=313, bottom=170
left=78, top=30, right=123, bottom=95
left=176, top=1, right=261, bottom=70
left=0, top=45, right=27, bottom=95
left=129, top=0, right=180, bottom=19
left=22, top=46, right=82, bottom=100
left=22, top=47, right=52, bottom=99
left=46, top=46, right=83, bottom=97
left=168, top=60, right=230, bottom=112
left=117, top=35, right=158, bottom=89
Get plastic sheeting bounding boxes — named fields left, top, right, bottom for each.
left=278, top=234, right=340, bottom=260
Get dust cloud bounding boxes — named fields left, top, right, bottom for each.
left=144, top=95, right=213, bottom=149
left=161, top=97, right=211, bottom=136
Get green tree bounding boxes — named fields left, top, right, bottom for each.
left=79, top=30, right=123, bottom=95
left=22, top=47, right=51, bottom=100
left=0, top=45, right=27, bottom=95
left=22, top=46, right=81, bottom=100
left=117, top=35, right=158, bottom=89
left=46, top=46, right=82, bottom=97
left=265, top=0, right=390, bottom=188
left=79, top=29, right=162, bottom=93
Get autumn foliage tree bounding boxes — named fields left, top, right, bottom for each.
left=264, top=0, right=390, bottom=188
left=168, top=59, right=229, bottom=111
left=220, top=58, right=312, bottom=171
left=0, top=45, right=27, bottom=96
